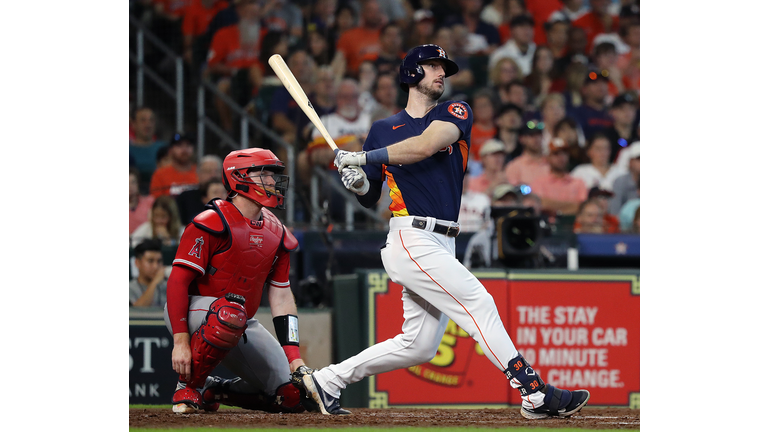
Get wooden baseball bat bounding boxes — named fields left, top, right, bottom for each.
left=268, top=54, right=363, bottom=188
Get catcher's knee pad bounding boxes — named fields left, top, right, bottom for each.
left=187, top=294, right=248, bottom=388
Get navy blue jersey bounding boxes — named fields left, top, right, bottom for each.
left=362, top=100, right=473, bottom=222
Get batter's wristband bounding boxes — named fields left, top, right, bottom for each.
left=365, top=148, right=389, bottom=165
left=273, top=315, right=300, bottom=346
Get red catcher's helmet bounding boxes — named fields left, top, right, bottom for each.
left=222, top=148, right=289, bottom=209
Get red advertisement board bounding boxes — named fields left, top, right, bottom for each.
left=507, top=274, right=640, bottom=407
left=368, top=271, right=639, bottom=408
left=371, top=274, right=510, bottom=406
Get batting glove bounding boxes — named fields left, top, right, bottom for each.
left=340, top=166, right=370, bottom=195
left=334, top=149, right=367, bottom=173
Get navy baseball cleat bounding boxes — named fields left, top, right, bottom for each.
left=299, top=373, right=351, bottom=415
left=520, top=384, right=590, bottom=419
left=505, top=354, right=589, bottom=419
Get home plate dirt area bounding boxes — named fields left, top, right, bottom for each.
left=129, top=407, right=640, bottom=429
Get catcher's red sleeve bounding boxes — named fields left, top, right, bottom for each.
left=166, top=265, right=199, bottom=335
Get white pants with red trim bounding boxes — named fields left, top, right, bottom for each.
left=314, top=216, right=521, bottom=399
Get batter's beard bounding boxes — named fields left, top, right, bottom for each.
left=416, top=80, right=444, bottom=100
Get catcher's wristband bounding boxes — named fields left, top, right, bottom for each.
left=273, top=314, right=301, bottom=363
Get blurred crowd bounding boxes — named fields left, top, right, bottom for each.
left=129, top=0, right=641, bottom=251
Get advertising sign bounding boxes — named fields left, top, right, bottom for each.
left=368, top=271, right=639, bottom=408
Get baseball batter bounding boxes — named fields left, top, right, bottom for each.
left=163, top=148, right=311, bottom=414
left=298, top=45, right=590, bottom=419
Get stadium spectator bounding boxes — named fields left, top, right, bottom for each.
left=469, top=89, right=498, bottom=161
left=504, top=119, right=549, bottom=187
left=544, top=19, right=570, bottom=62
left=592, top=41, right=624, bottom=97
left=458, top=173, right=492, bottom=233
left=575, top=187, right=620, bottom=234
left=150, top=0, right=192, bottom=55
left=204, top=0, right=267, bottom=132
left=407, top=9, right=437, bottom=49
left=357, top=60, right=378, bottom=112
left=306, top=0, right=339, bottom=36
left=572, top=0, right=619, bottom=53
left=131, top=195, right=185, bottom=248
left=572, top=199, right=604, bottom=234
left=376, top=0, right=408, bottom=28
left=130, top=167, right=156, bottom=236
left=616, top=20, right=640, bottom=93
left=608, top=143, right=639, bottom=216
left=489, top=14, right=536, bottom=75
left=479, top=0, right=505, bottom=26
left=539, top=93, right=567, bottom=155
left=618, top=192, right=639, bottom=233
left=489, top=57, right=522, bottom=93
left=181, top=0, right=229, bottom=66
left=494, top=103, right=524, bottom=163
left=560, top=61, right=588, bottom=110
left=303, top=78, right=372, bottom=221
left=269, top=49, right=323, bottom=146
left=553, top=117, right=587, bottom=168
left=361, top=23, right=406, bottom=78
left=335, top=0, right=385, bottom=77
left=568, top=67, right=612, bottom=141
left=498, top=80, right=532, bottom=114
left=548, top=0, right=589, bottom=23
left=305, top=79, right=371, bottom=170
left=298, top=66, right=338, bottom=145
left=431, top=26, right=474, bottom=94
left=631, top=205, right=639, bottom=234
left=552, top=26, right=589, bottom=82
left=526, top=0, right=561, bottom=46
left=370, top=73, right=401, bottom=123
left=130, top=239, right=168, bottom=308
left=495, top=0, right=528, bottom=45
left=570, top=133, right=624, bottom=191
left=258, top=30, right=290, bottom=81
left=174, top=154, right=224, bottom=224
left=528, top=137, right=588, bottom=215
left=524, top=45, right=556, bottom=108
left=149, top=133, right=199, bottom=198
left=130, top=106, right=167, bottom=187
left=261, top=0, right=303, bottom=46
left=444, top=0, right=501, bottom=56
left=468, top=139, right=509, bottom=199
left=602, top=92, right=639, bottom=163
left=306, top=27, right=344, bottom=79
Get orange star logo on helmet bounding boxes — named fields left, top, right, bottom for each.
left=437, top=48, right=446, bottom=58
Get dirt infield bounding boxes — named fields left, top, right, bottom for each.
left=129, top=407, right=639, bottom=429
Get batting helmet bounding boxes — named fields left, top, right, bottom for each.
left=222, top=148, right=289, bottom=209
left=399, top=44, right=459, bottom=92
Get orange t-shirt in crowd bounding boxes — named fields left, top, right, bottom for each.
left=504, top=153, right=550, bottom=186
left=336, top=26, right=382, bottom=75
left=149, top=165, right=199, bottom=198
left=182, top=0, right=229, bottom=37
left=469, top=125, right=498, bottom=161
left=527, top=0, right=562, bottom=45
left=207, top=25, right=266, bottom=71
left=154, top=0, right=193, bottom=18
left=573, top=214, right=620, bottom=234
left=528, top=172, right=588, bottom=206
left=572, top=12, right=619, bottom=53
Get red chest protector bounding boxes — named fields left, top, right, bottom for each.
left=191, top=199, right=297, bottom=317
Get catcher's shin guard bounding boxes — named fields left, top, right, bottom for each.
left=184, top=294, right=248, bottom=389
left=202, top=377, right=306, bottom=413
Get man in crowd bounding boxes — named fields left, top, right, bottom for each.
left=175, top=154, right=225, bottom=224
left=504, top=120, right=550, bottom=187
left=528, top=137, right=588, bottom=215
left=130, top=239, right=167, bottom=308
left=150, top=133, right=199, bottom=198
